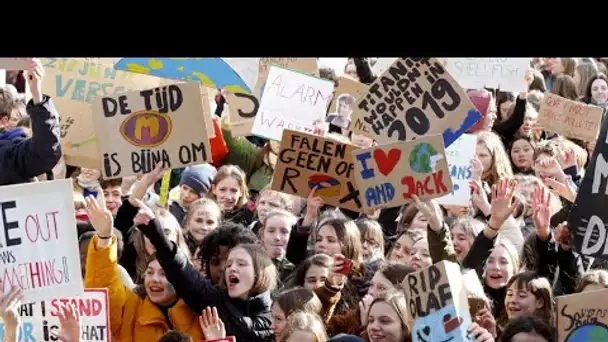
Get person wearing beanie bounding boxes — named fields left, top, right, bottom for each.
left=169, top=163, right=217, bottom=224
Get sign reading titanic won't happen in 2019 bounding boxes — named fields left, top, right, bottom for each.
left=569, top=118, right=608, bottom=260
left=92, top=82, right=212, bottom=179
left=352, top=58, right=482, bottom=148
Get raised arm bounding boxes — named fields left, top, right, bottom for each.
left=133, top=200, right=221, bottom=314
left=5, top=59, right=61, bottom=183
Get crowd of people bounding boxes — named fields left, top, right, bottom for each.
left=1, top=57, right=608, bottom=342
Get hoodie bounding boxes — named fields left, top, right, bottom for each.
left=0, top=95, right=62, bottom=185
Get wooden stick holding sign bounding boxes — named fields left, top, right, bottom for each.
left=272, top=129, right=363, bottom=212
left=402, top=260, right=472, bottom=342
left=352, top=134, right=452, bottom=211
left=158, top=172, right=172, bottom=208
left=351, top=57, right=482, bottom=147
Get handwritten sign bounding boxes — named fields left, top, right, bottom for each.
left=352, top=134, right=452, bottom=211
left=0, top=180, right=83, bottom=302
left=0, top=58, right=31, bottom=70
left=225, top=58, right=319, bottom=137
left=91, top=82, right=211, bottom=179
left=569, top=119, right=608, bottom=260
left=352, top=58, right=482, bottom=147
left=273, top=129, right=362, bottom=212
left=328, top=77, right=369, bottom=132
left=0, top=289, right=111, bottom=342
left=538, top=92, right=603, bottom=141
left=251, top=66, right=333, bottom=141
left=403, top=261, right=472, bottom=342
left=445, top=58, right=530, bottom=93
left=41, top=58, right=171, bottom=169
left=436, top=134, right=477, bottom=207
left=556, top=288, right=608, bottom=341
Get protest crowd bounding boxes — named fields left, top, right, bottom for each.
left=2, top=56, right=608, bottom=342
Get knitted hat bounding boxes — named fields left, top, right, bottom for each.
left=179, top=164, right=217, bottom=197
left=466, top=89, right=492, bottom=133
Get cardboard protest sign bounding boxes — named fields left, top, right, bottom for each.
left=556, top=288, right=608, bottom=341
left=445, top=58, right=531, bottom=93
left=251, top=66, right=333, bottom=141
left=352, top=134, right=452, bottom=211
left=436, top=134, right=477, bottom=207
left=328, top=77, right=369, bottom=132
left=91, top=82, right=211, bottom=179
left=0, top=58, right=31, bottom=70
left=272, top=129, right=362, bottom=212
left=0, top=289, right=111, bottom=342
left=201, top=86, right=216, bottom=138
left=403, top=260, right=472, bottom=342
left=0, top=180, right=83, bottom=302
left=569, top=118, right=608, bottom=260
left=225, top=58, right=319, bottom=136
left=538, top=93, right=603, bottom=141
left=351, top=58, right=482, bottom=148
left=41, top=58, right=171, bottom=169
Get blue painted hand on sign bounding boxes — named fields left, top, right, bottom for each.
left=113, top=58, right=251, bottom=94
left=442, top=109, right=482, bottom=148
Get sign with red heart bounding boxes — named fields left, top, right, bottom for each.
left=352, top=134, right=453, bottom=210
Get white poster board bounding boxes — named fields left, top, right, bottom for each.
left=222, top=58, right=260, bottom=92
left=0, top=289, right=110, bottom=342
left=372, top=58, right=398, bottom=75
left=436, top=134, right=477, bottom=206
left=446, top=58, right=530, bottom=92
left=251, top=66, right=333, bottom=141
left=0, top=180, right=83, bottom=302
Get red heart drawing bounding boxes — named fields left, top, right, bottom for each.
left=373, top=148, right=401, bottom=176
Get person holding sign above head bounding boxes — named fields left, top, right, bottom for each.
left=82, top=194, right=205, bottom=342
left=0, top=58, right=62, bottom=186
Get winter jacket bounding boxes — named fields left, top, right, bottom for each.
left=0, top=95, right=61, bottom=185
left=140, top=218, right=274, bottom=342
left=84, top=236, right=204, bottom=342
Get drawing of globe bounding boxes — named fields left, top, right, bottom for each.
left=565, top=323, right=608, bottom=342
left=409, top=143, right=439, bottom=174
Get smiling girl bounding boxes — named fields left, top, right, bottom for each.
left=136, top=200, right=276, bottom=342
left=504, top=272, right=554, bottom=326
left=209, top=165, right=253, bottom=226
left=366, top=292, right=410, bottom=342
left=450, top=217, right=484, bottom=263
left=83, top=196, right=204, bottom=341
left=183, top=198, right=222, bottom=256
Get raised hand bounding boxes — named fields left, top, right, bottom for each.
left=51, top=304, right=81, bottom=342
left=199, top=307, right=226, bottom=340
left=0, top=285, right=23, bottom=329
left=470, top=180, right=491, bottom=216
left=532, top=184, right=552, bottom=240
left=84, top=195, right=113, bottom=238
left=23, top=58, right=44, bottom=104
left=489, top=179, right=520, bottom=229
left=132, top=198, right=156, bottom=227
left=471, top=158, right=484, bottom=181
left=412, top=195, right=443, bottom=231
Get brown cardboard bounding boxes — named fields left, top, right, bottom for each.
left=0, top=58, right=31, bottom=70
left=351, top=58, right=479, bottom=145
left=91, top=82, right=211, bottom=179
left=201, top=86, right=216, bottom=138
left=328, top=77, right=369, bottom=133
left=556, top=288, right=608, bottom=341
left=538, top=92, right=604, bottom=141
left=226, top=58, right=319, bottom=137
left=41, top=58, right=172, bottom=169
left=352, top=134, right=451, bottom=211
left=272, top=129, right=363, bottom=212
left=402, top=260, right=472, bottom=342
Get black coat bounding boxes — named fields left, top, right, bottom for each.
left=0, top=96, right=62, bottom=185
left=142, top=218, right=274, bottom=342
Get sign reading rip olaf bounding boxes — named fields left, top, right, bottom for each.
left=92, top=82, right=211, bottom=179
